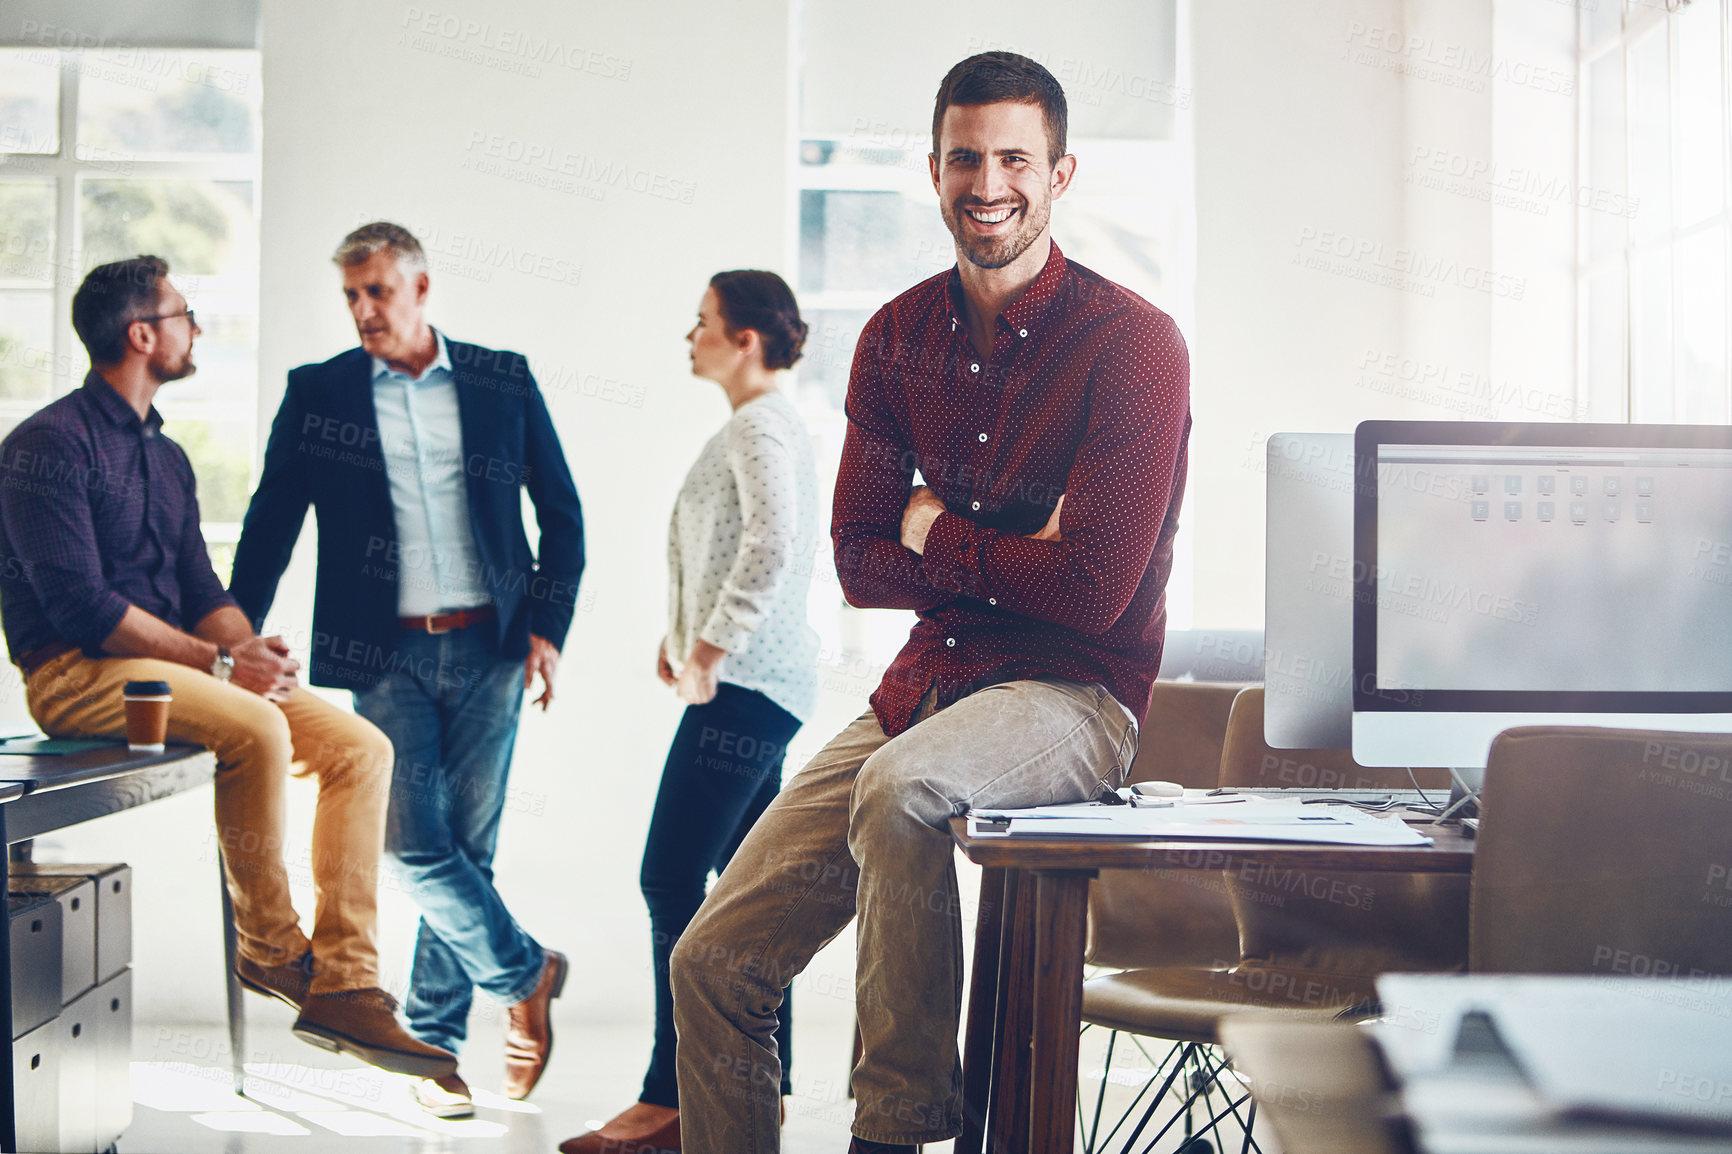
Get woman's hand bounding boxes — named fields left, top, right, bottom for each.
left=656, top=637, right=677, bottom=686
left=675, top=638, right=727, bottom=705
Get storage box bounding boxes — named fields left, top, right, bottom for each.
left=14, top=864, right=131, bottom=983
left=8, top=892, right=62, bottom=1038
left=13, top=1017, right=60, bottom=1154
left=56, top=986, right=98, bottom=1154
left=10, top=876, right=96, bottom=1004
left=89, top=968, right=132, bottom=1150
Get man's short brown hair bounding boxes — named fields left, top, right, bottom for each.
left=931, top=51, right=1069, bottom=165
left=71, top=255, right=170, bottom=365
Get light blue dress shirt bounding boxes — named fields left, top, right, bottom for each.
left=371, top=328, right=493, bottom=616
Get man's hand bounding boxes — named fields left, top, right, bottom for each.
left=900, top=485, right=948, bottom=555
left=656, top=637, right=677, bottom=686
left=230, top=635, right=299, bottom=703
left=675, top=638, right=726, bottom=705
left=525, top=633, right=559, bottom=711
left=1028, top=494, right=1065, bottom=542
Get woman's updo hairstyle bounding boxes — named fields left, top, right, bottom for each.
left=709, top=269, right=808, bottom=371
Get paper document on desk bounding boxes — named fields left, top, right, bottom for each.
left=965, top=797, right=1433, bottom=845
left=1376, top=974, right=1732, bottom=1138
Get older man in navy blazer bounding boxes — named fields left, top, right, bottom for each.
left=230, top=221, right=584, bottom=1118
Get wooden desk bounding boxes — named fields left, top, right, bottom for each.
left=949, top=813, right=1476, bottom=1154
left=0, top=743, right=216, bottom=1154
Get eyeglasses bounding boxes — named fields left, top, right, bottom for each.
left=137, top=309, right=197, bottom=327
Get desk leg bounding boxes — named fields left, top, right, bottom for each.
left=959, top=867, right=1007, bottom=1154
left=0, top=805, right=14, bottom=1154
left=217, top=852, right=246, bottom=1098
left=1029, top=871, right=1089, bottom=1154
left=987, top=869, right=1035, bottom=1153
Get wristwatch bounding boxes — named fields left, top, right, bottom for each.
left=210, top=646, right=234, bottom=683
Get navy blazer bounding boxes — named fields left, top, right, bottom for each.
left=229, top=340, right=585, bottom=690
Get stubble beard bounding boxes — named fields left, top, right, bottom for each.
left=944, top=193, right=1051, bottom=271
left=150, top=351, right=195, bottom=384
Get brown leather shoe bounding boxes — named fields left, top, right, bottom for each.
left=414, top=1072, right=474, bottom=1119
left=292, top=987, right=457, bottom=1078
left=235, top=949, right=316, bottom=1011
left=558, top=1107, right=680, bottom=1153
left=503, top=948, right=567, bottom=1099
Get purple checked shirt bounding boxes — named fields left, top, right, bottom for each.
left=0, top=372, right=236, bottom=661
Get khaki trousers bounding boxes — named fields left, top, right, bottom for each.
left=26, top=651, right=393, bottom=994
left=671, top=676, right=1138, bottom=1149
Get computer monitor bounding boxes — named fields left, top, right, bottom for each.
left=1264, top=432, right=1356, bottom=748
left=1351, top=420, right=1732, bottom=769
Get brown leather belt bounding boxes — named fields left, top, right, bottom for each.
left=398, top=605, right=496, bottom=634
left=17, top=641, right=77, bottom=677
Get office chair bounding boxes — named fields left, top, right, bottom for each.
left=1078, top=688, right=1468, bottom=1154
left=1088, top=681, right=1248, bottom=974
left=1471, top=726, right=1732, bottom=976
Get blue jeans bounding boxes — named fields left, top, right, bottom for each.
left=353, top=625, right=544, bottom=1054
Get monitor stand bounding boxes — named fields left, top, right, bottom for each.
left=1442, top=766, right=1486, bottom=821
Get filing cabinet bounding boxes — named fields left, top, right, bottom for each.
left=9, top=864, right=134, bottom=1151
left=55, top=987, right=97, bottom=1154
left=9, top=876, right=96, bottom=1004
left=8, top=891, right=62, bottom=1038
left=13, top=1019, right=59, bottom=1154
left=14, top=863, right=131, bottom=984
left=89, top=969, right=133, bottom=1151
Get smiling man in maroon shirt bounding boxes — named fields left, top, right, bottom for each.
left=669, top=52, right=1191, bottom=1154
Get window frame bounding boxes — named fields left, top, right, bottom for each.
left=1577, top=0, right=1732, bottom=423
left=0, top=47, right=262, bottom=558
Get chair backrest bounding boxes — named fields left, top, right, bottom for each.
left=1218, top=688, right=1451, bottom=793
left=1125, top=681, right=1248, bottom=788
left=1471, top=726, right=1732, bottom=975
left=1221, top=688, right=1469, bottom=976
left=1086, top=681, right=1245, bottom=969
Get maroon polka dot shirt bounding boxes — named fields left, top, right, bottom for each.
left=833, top=243, right=1193, bottom=737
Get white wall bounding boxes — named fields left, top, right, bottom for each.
left=1189, top=0, right=1578, bottom=626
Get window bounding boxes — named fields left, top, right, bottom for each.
left=0, top=46, right=262, bottom=575
left=1579, top=0, right=1731, bottom=423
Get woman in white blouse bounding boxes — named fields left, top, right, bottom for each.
left=561, top=271, right=820, bottom=1154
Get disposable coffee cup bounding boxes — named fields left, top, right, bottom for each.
left=122, top=680, right=172, bottom=752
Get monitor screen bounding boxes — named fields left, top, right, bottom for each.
left=1352, top=421, right=1732, bottom=765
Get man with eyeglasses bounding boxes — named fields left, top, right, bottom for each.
left=0, top=255, right=457, bottom=1079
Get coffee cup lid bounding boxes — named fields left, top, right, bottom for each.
left=123, top=680, right=172, bottom=697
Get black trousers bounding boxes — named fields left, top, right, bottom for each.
left=639, top=682, right=803, bottom=1106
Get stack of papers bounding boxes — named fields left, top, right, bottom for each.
left=965, top=794, right=1433, bottom=846
left=1377, top=974, right=1732, bottom=1140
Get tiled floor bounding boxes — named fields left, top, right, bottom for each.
left=118, top=999, right=880, bottom=1154
left=114, top=1000, right=1271, bottom=1153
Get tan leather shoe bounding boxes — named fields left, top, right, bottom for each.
left=235, top=949, right=316, bottom=1011
left=292, top=987, right=457, bottom=1078
left=558, top=1105, right=680, bottom=1153
left=503, top=948, right=567, bottom=1099
left=414, top=1072, right=474, bottom=1119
